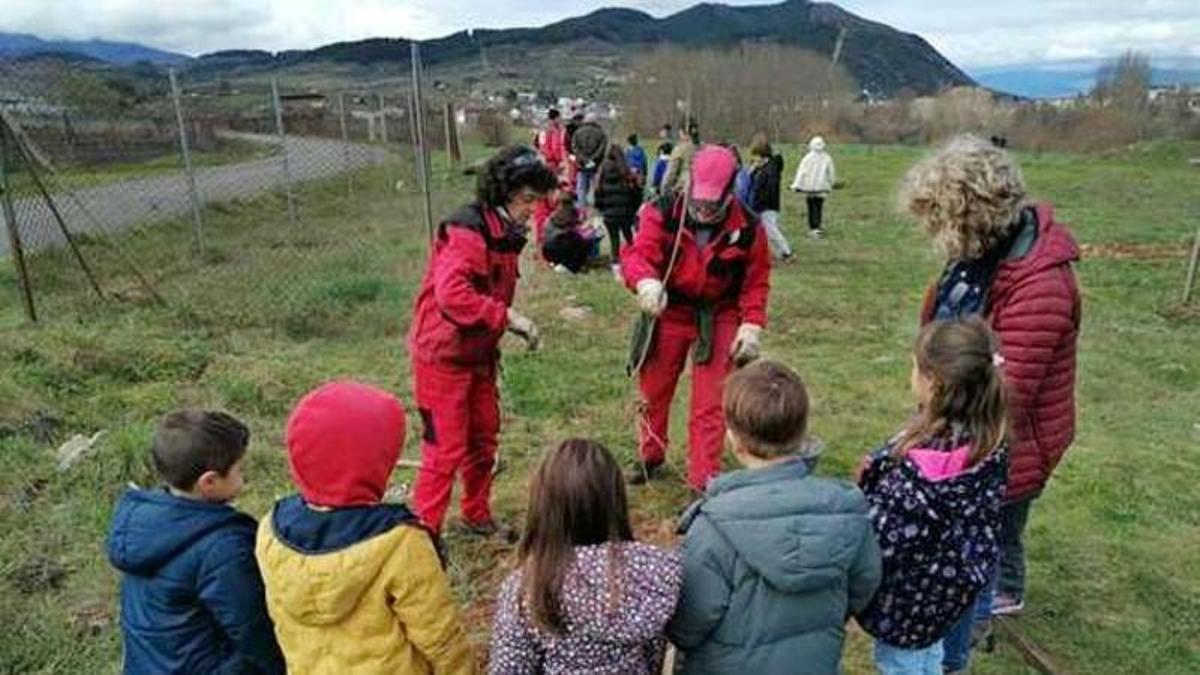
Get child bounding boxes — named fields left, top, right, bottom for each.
left=650, top=142, right=673, bottom=195
left=107, top=410, right=284, bottom=674
left=625, top=133, right=648, bottom=183
left=748, top=134, right=793, bottom=261
left=542, top=191, right=602, bottom=274
left=857, top=318, right=1008, bottom=675
left=594, top=144, right=643, bottom=277
left=669, top=361, right=882, bottom=674
left=791, top=135, right=836, bottom=237
left=490, top=439, right=682, bottom=674
left=255, top=381, right=475, bottom=674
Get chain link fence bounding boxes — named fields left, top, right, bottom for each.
left=0, top=55, right=477, bottom=329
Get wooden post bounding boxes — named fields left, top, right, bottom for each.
left=1184, top=225, right=1200, bottom=304
left=11, top=130, right=104, bottom=299
left=444, top=101, right=462, bottom=165
left=271, top=78, right=298, bottom=227
left=411, top=43, right=434, bottom=242
left=169, top=68, right=206, bottom=259
left=339, top=92, right=353, bottom=198
left=0, top=125, right=37, bottom=322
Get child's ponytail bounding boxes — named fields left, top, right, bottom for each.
left=895, top=317, right=1009, bottom=465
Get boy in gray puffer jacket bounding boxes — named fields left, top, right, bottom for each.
left=669, top=361, right=882, bottom=675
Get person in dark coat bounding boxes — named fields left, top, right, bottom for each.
left=106, top=410, right=284, bottom=675
left=570, top=115, right=608, bottom=209
left=747, top=133, right=793, bottom=260
left=906, top=134, right=1081, bottom=672
left=669, top=361, right=881, bottom=674
left=594, top=144, right=643, bottom=277
left=542, top=190, right=601, bottom=274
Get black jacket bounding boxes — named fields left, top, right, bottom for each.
left=594, top=164, right=642, bottom=223
left=749, top=154, right=784, bottom=212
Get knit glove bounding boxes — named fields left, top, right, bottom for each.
left=730, top=323, right=763, bottom=366
left=506, top=308, right=541, bottom=352
left=636, top=279, right=668, bottom=317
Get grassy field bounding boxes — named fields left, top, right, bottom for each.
left=1, top=139, right=1198, bottom=674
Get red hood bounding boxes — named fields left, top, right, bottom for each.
left=994, top=203, right=1080, bottom=289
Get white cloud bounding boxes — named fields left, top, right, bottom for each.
left=0, top=0, right=1197, bottom=68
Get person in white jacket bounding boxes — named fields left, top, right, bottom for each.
left=791, top=136, right=836, bottom=237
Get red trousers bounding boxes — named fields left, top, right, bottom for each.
left=411, top=359, right=500, bottom=532
left=637, top=310, right=738, bottom=490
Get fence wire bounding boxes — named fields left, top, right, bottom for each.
left=0, top=57, right=470, bottom=327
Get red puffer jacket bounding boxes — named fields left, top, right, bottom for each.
left=622, top=195, right=770, bottom=326
left=408, top=203, right=524, bottom=366
left=922, top=203, right=1082, bottom=502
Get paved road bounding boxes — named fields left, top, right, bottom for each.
left=1, top=132, right=391, bottom=256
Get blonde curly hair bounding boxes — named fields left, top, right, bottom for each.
left=900, top=134, right=1027, bottom=260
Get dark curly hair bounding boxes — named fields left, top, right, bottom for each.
left=476, top=145, right=558, bottom=207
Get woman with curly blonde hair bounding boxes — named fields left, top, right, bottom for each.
left=903, top=134, right=1082, bottom=674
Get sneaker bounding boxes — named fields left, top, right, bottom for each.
left=553, top=264, right=569, bottom=274
left=780, top=252, right=795, bottom=264
left=808, top=228, right=825, bottom=239
left=991, top=592, right=1025, bottom=616
left=611, top=263, right=622, bottom=280
left=626, top=460, right=664, bottom=486
left=462, top=519, right=519, bottom=545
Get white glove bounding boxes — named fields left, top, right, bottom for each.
left=506, top=308, right=540, bottom=352
left=731, top=323, right=763, bottom=366
left=636, top=279, right=668, bottom=317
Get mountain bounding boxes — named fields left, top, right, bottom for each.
left=0, top=31, right=188, bottom=66
left=193, top=0, right=973, bottom=97
left=973, top=57, right=1200, bottom=99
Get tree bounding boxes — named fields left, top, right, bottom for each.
left=1094, top=50, right=1151, bottom=111
left=619, top=44, right=855, bottom=143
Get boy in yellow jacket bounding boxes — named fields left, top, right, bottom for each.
left=256, top=380, right=475, bottom=674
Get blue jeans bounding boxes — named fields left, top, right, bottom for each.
left=874, top=640, right=944, bottom=675
left=575, top=169, right=594, bottom=208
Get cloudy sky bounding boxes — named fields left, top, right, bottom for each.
left=3, top=0, right=1198, bottom=69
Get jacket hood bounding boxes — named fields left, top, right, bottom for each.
left=107, top=488, right=254, bottom=574
left=697, top=459, right=871, bottom=593
left=261, top=496, right=425, bottom=626
left=995, top=203, right=1080, bottom=289
left=808, top=136, right=826, bottom=152
left=554, top=542, right=682, bottom=644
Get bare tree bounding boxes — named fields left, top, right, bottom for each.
left=620, top=45, right=855, bottom=144
left=1094, top=50, right=1152, bottom=110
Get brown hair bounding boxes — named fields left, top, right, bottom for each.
left=519, top=439, right=634, bottom=633
left=723, top=361, right=809, bottom=458
left=152, top=410, right=249, bottom=490
left=749, top=132, right=772, bottom=158
left=549, top=191, right=578, bottom=229
left=895, top=317, right=1008, bottom=465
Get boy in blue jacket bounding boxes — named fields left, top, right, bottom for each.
left=669, top=361, right=882, bottom=674
left=107, top=410, right=283, bottom=675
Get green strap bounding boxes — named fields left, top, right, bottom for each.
left=693, top=305, right=714, bottom=365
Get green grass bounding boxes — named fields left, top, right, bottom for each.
left=1, top=140, right=1198, bottom=673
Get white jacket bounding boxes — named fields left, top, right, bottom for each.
left=791, top=137, right=835, bottom=194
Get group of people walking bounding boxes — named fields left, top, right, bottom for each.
left=106, top=129, right=1080, bottom=674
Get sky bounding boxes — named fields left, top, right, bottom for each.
left=2, top=0, right=1198, bottom=69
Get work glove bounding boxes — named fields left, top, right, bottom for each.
left=506, top=308, right=541, bottom=352
left=636, top=279, right=668, bottom=317
left=730, top=323, right=763, bottom=366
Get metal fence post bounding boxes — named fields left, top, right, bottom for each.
left=271, top=78, right=298, bottom=226
left=169, top=68, right=206, bottom=258
left=339, top=92, right=353, bottom=198
left=377, top=93, right=389, bottom=145
left=411, top=43, right=434, bottom=242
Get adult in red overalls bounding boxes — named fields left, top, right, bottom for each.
left=535, top=109, right=568, bottom=174
left=621, top=145, right=772, bottom=491
left=408, top=145, right=558, bottom=538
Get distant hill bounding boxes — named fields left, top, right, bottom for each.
left=973, top=57, right=1200, bottom=99
left=0, top=31, right=188, bottom=66
left=192, top=0, right=974, bottom=97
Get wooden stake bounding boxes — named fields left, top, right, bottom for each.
left=994, top=617, right=1063, bottom=675
left=1184, top=225, right=1200, bottom=304
left=0, top=126, right=37, bottom=322
left=9, top=126, right=104, bottom=299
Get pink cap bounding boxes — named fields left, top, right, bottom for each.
left=690, top=145, right=737, bottom=201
